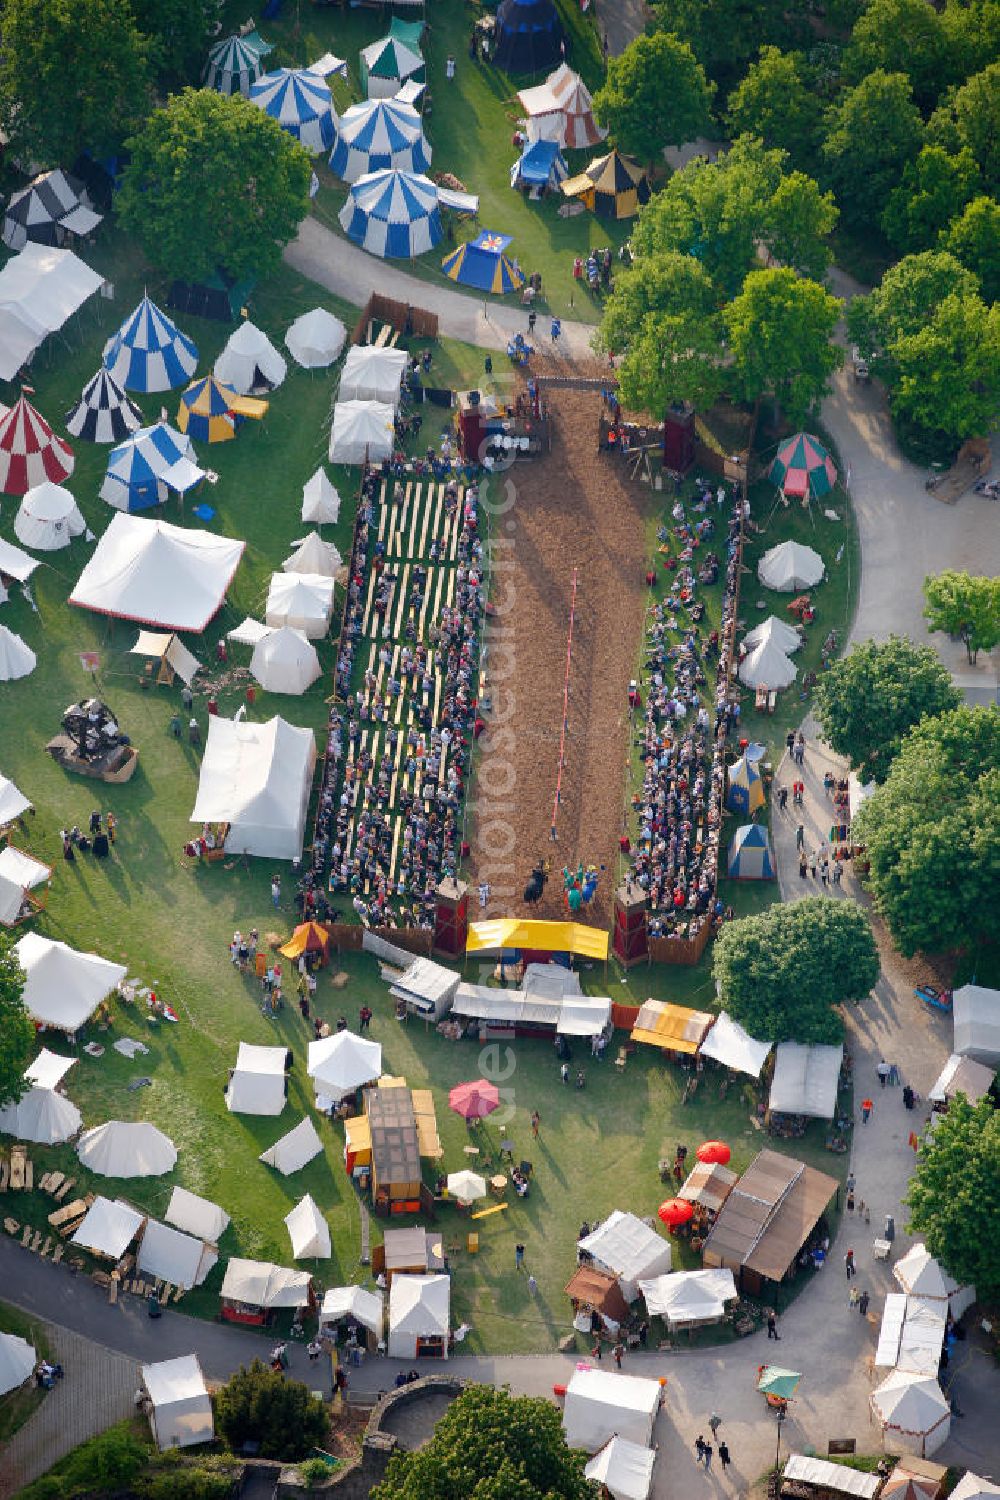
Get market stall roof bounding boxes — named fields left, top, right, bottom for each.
left=320, top=1285, right=384, bottom=1336
left=0, top=1332, right=36, bottom=1397
left=15, top=481, right=85, bottom=551
left=285, top=1194, right=331, bottom=1260
left=585, top=1436, right=655, bottom=1500
left=70, top=515, right=244, bottom=632
left=285, top=308, right=347, bottom=369
left=757, top=539, right=825, bottom=592
left=226, top=1042, right=288, bottom=1116
left=783, top=1456, right=881, bottom=1499
left=638, top=1267, right=737, bottom=1326
left=259, top=1116, right=324, bottom=1175
left=0, top=1084, right=81, bottom=1144
left=339, top=344, right=409, bottom=406
left=329, top=399, right=395, bottom=465
left=928, top=1052, right=995, bottom=1105
left=870, top=1371, right=951, bottom=1455
left=382, top=1225, right=438, bottom=1274
left=953, top=984, right=1000, bottom=1065
left=77, top=1120, right=177, bottom=1178
left=15, top=933, right=126, bottom=1032
left=557, top=995, right=612, bottom=1037
left=564, top=1265, right=631, bottom=1326
left=25, top=1048, right=76, bottom=1091
left=214, top=320, right=287, bottom=394
left=301, top=468, right=340, bottom=524
left=701, top=1149, right=838, bottom=1283
left=308, top=1031, right=382, bottom=1101
left=142, top=1354, right=214, bottom=1451
left=578, top=1210, right=672, bottom=1303
left=388, top=1273, right=450, bottom=1336
left=876, top=1294, right=946, bottom=1377
left=265, top=571, right=334, bottom=639
left=250, top=626, right=321, bottom=696
left=191, top=715, right=316, bottom=861
left=631, top=999, right=714, bottom=1055
left=0, top=244, right=104, bottom=381
left=165, top=1186, right=230, bottom=1244
left=389, top=955, right=460, bottom=1018
left=138, top=1219, right=217, bottom=1289
left=893, top=1243, right=975, bottom=1315
left=465, top=918, right=608, bottom=961
left=0, top=773, right=31, bottom=828
left=678, top=1159, right=738, bottom=1212
left=220, top=1258, right=312, bottom=1309
left=769, top=1042, right=844, bottom=1119
left=562, top=1366, right=661, bottom=1453
left=71, top=1196, right=145, bottom=1258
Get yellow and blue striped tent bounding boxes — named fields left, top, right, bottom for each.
left=441, top=231, right=525, bottom=296
left=177, top=374, right=268, bottom=443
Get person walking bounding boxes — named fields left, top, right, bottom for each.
left=709, top=1412, right=722, bottom=1440
left=718, top=1441, right=731, bottom=1474
left=695, top=1436, right=708, bottom=1465
left=859, top=1290, right=870, bottom=1317
left=188, top=716, right=201, bottom=746
left=527, top=1274, right=538, bottom=1296
left=845, top=1248, right=856, bottom=1279
left=778, top=786, right=788, bottom=811
left=767, top=1310, right=780, bottom=1340
left=528, top=309, right=537, bottom=336
left=560, top=1062, right=570, bottom=1084
left=799, top=852, right=808, bottom=880
left=795, top=823, right=805, bottom=850
left=861, top=1097, right=873, bottom=1123
left=515, top=1242, right=525, bottom=1270
left=530, top=1109, right=540, bottom=1138
left=591, top=1340, right=603, bottom=1361
left=703, top=1442, right=713, bottom=1471
left=877, top=1060, right=890, bottom=1088
left=550, top=317, right=561, bottom=344
left=613, top=1342, right=624, bottom=1369
left=271, top=874, right=281, bottom=909
left=106, top=811, right=117, bottom=845
left=638, top=1321, right=649, bottom=1349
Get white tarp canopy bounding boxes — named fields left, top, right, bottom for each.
left=191, top=715, right=316, bottom=860
left=143, top=1354, right=214, bottom=1450
left=0, top=846, right=49, bottom=924
left=15, top=933, right=126, bottom=1032
left=0, top=1333, right=36, bottom=1397
left=165, top=1186, right=230, bottom=1243
left=928, top=1052, right=995, bottom=1105
left=70, top=514, right=245, bottom=632
left=214, top=320, right=287, bottom=394
left=783, top=1457, right=880, bottom=1499
left=285, top=1194, right=331, bottom=1259
left=259, top=1116, right=323, bottom=1175
left=14, top=481, right=85, bottom=551
left=951, top=1476, right=1000, bottom=1500
left=0, top=626, right=36, bottom=683
left=388, top=1273, right=450, bottom=1358
left=0, top=1085, right=81, bottom=1144
left=221, top=1257, right=312, bottom=1309
left=578, top=1211, right=672, bottom=1303
left=738, top=636, right=797, bottom=690
left=77, top=1120, right=177, bottom=1178
left=769, top=1042, right=844, bottom=1119
left=562, top=1367, right=661, bottom=1452
left=250, top=627, right=321, bottom=696
left=265, top=572, right=334, bottom=638
left=320, top=1285, right=384, bottom=1336
left=285, top=308, right=347, bottom=368
left=338, top=345, right=408, bottom=406
left=25, top=1048, right=76, bottom=1091
left=283, top=532, right=343, bottom=577
left=744, top=614, right=802, bottom=655
left=329, top=399, right=394, bottom=464
left=0, top=773, right=31, bottom=827
left=585, top=1437, right=655, bottom=1500
left=226, top=617, right=272, bottom=647
left=758, top=540, right=825, bottom=592
left=875, top=1294, right=946, bottom=1377
left=302, top=468, right=341, bottom=524
left=700, top=1011, right=772, bottom=1078
left=953, top=984, right=1000, bottom=1065
left=893, top=1242, right=975, bottom=1317
left=870, top=1371, right=951, bottom=1456
left=638, top=1268, right=737, bottom=1327
left=138, top=1219, right=217, bottom=1289
left=0, top=244, right=103, bottom=380
left=0, top=536, right=40, bottom=583
left=308, top=1031, right=382, bottom=1102
left=130, top=630, right=201, bottom=686
left=226, top=1042, right=288, bottom=1116
left=557, top=995, right=612, bottom=1037
left=71, top=1196, right=145, bottom=1258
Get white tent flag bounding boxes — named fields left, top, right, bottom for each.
left=285, top=1194, right=331, bottom=1259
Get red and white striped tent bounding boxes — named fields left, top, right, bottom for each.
left=0, top=394, right=74, bottom=495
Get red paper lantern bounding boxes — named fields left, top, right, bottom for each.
left=696, top=1140, right=732, bottom=1166
left=657, top=1198, right=693, bottom=1229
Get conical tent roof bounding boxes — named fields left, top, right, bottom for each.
left=563, top=150, right=649, bottom=218
left=2, top=168, right=102, bottom=251
left=727, top=823, right=776, bottom=880
left=726, top=754, right=766, bottom=815
left=103, top=294, right=199, bottom=393
left=215, top=320, right=287, bottom=394
left=738, top=636, right=797, bottom=690
left=360, top=36, right=425, bottom=100
left=15, top=481, right=85, bottom=551
left=0, top=1333, right=36, bottom=1397
left=283, top=532, right=343, bottom=577
left=0, top=394, right=74, bottom=494
left=0, top=625, right=36, bottom=682
left=330, top=98, right=430, bottom=183
left=65, top=367, right=144, bottom=444
left=285, top=308, right=347, bottom=369
left=770, top=432, right=838, bottom=500
left=77, top=1120, right=177, bottom=1178
left=519, top=64, right=607, bottom=151
left=893, top=1244, right=965, bottom=1302
left=285, top=1194, right=331, bottom=1259
left=265, top=572, right=334, bottom=638
left=250, top=627, right=321, bottom=696
left=442, top=231, right=526, bottom=295
left=758, top=539, right=825, bottom=592
left=301, top=468, right=340, bottom=524
left=0, top=1086, right=82, bottom=1144
left=177, top=374, right=241, bottom=443
left=99, top=422, right=198, bottom=512
left=743, top=615, right=802, bottom=654
left=308, top=1030, right=382, bottom=1099
left=249, top=68, right=337, bottom=153
left=204, top=33, right=268, bottom=96
left=339, top=169, right=442, bottom=259
left=871, top=1370, right=951, bottom=1441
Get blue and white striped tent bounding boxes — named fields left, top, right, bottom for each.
left=339, top=169, right=442, bottom=259
left=103, top=295, right=199, bottom=394
left=98, top=422, right=198, bottom=512
left=329, top=98, right=431, bottom=184
left=249, top=68, right=337, bottom=154
left=203, top=34, right=268, bottom=96
left=727, top=824, right=776, bottom=880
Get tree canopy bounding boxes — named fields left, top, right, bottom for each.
left=906, top=1095, right=1000, bottom=1303
left=726, top=48, right=819, bottom=168
left=943, top=195, right=1000, bottom=302
left=372, top=1386, right=592, bottom=1500
left=712, top=898, right=880, bottom=1044
left=215, top=1362, right=327, bottom=1461
left=924, top=571, right=1000, bottom=665
left=117, top=89, right=312, bottom=283
left=651, top=0, right=801, bottom=92
left=929, top=63, right=1000, bottom=194
left=130, top=0, right=215, bottom=87
left=0, top=0, right=152, bottom=165
left=844, top=0, right=965, bottom=113
left=813, top=636, right=961, bottom=785
left=821, top=71, right=924, bottom=229
left=593, top=32, right=714, bottom=164
left=0, top=934, right=33, bottom=1113
left=853, top=705, right=1000, bottom=956
left=723, top=268, right=843, bottom=425
left=881, top=146, right=979, bottom=254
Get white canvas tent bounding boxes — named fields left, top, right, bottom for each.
left=15, top=933, right=126, bottom=1032
left=226, top=1042, right=288, bottom=1116
left=758, top=540, right=825, bottom=592
left=951, top=1475, right=1000, bottom=1500
left=226, top=617, right=272, bottom=647
left=700, top=1011, right=772, bottom=1077
left=250, top=627, right=321, bottom=696
left=25, top=1048, right=76, bottom=1091
left=138, top=1219, right=218, bottom=1288
left=518, top=64, right=607, bottom=151
left=0, top=1332, right=36, bottom=1397
left=329, top=400, right=394, bottom=464
left=738, top=636, right=797, bottom=690
left=783, top=1458, right=880, bottom=1499
left=387, top=1273, right=450, bottom=1359
left=282, top=532, right=343, bottom=577
left=266, top=572, right=334, bottom=638
left=320, top=1285, right=384, bottom=1338
left=285, top=308, right=347, bottom=368
left=744, top=614, right=802, bottom=655
left=870, top=1371, right=951, bottom=1457
left=285, top=1194, right=331, bottom=1259
left=0, top=846, right=50, bottom=925
left=578, top=1211, right=672, bottom=1303
left=562, top=1367, right=661, bottom=1452
left=191, top=715, right=317, bottom=860
left=77, top=1120, right=177, bottom=1178
left=142, top=1354, right=214, bottom=1450
left=0, top=773, right=31, bottom=828
left=585, top=1437, right=656, bottom=1500
left=769, top=1042, right=844, bottom=1119
left=338, top=345, right=408, bottom=405
left=875, top=1294, right=946, bottom=1377
left=893, top=1243, right=975, bottom=1317
left=638, top=1268, right=736, bottom=1328
left=14, top=481, right=85, bottom=550
left=953, top=984, right=1000, bottom=1066
left=308, top=1030, right=382, bottom=1103
left=130, top=630, right=201, bottom=687
left=0, top=535, right=40, bottom=583
left=928, top=1052, right=995, bottom=1106
left=214, top=321, right=287, bottom=394
left=0, top=244, right=104, bottom=381
left=259, top=1116, right=324, bottom=1175
left=302, top=468, right=341, bottom=524
left=71, top=1196, right=145, bottom=1258
left=557, top=995, right=612, bottom=1037
left=69, top=514, right=245, bottom=633
left=0, top=1085, right=81, bottom=1145
left=0, top=626, right=36, bottom=682
left=165, top=1186, right=230, bottom=1243
left=220, top=1257, right=312, bottom=1310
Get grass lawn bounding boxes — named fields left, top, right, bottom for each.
left=0, top=1303, right=51, bottom=1445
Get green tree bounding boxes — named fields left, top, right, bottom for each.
left=882, top=146, right=979, bottom=254
left=131, top=0, right=215, bottom=87
left=929, top=63, right=1000, bottom=194
left=906, top=1095, right=1000, bottom=1302
left=594, top=252, right=725, bottom=413
left=943, top=195, right=1000, bottom=302
left=844, top=0, right=963, bottom=113
left=890, top=292, right=1000, bottom=448
left=215, top=1362, right=327, bottom=1461
left=813, top=636, right=961, bottom=784
left=821, top=71, right=924, bottom=230
left=0, top=934, right=34, bottom=1112
left=848, top=250, right=981, bottom=367
left=372, top=1386, right=592, bottom=1500
left=117, top=89, right=312, bottom=283
left=592, top=33, right=714, bottom=164
left=713, top=899, right=880, bottom=1045
left=651, top=0, right=794, bottom=91
left=0, top=0, right=152, bottom=165
left=726, top=48, right=819, bottom=168
left=941, top=0, right=1000, bottom=77
left=724, top=267, right=843, bottom=424
left=767, top=172, right=839, bottom=281
left=853, top=705, right=1000, bottom=955
left=924, top=570, right=1000, bottom=665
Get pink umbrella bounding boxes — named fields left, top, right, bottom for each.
left=448, top=1079, right=501, bottom=1121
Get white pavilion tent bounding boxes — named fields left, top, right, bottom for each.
left=250, top=627, right=321, bottom=696
left=578, top=1211, right=672, bottom=1303
left=266, top=572, right=334, bottom=638
left=638, top=1268, right=737, bottom=1329
left=338, top=345, right=408, bottom=406
left=758, top=540, right=825, bottom=592
left=738, top=636, right=797, bottom=690
left=259, top=1116, right=324, bottom=1175
left=700, top=1011, right=772, bottom=1077
left=25, top=1048, right=76, bottom=1090
left=769, top=1042, right=844, bottom=1119
left=0, top=1332, right=36, bottom=1397
left=951, top=1475, right=1000, bottom=1500
left=0, top=845, right=50, bottom=925
left=518, top=64, right=607, bottom=150
left=77, top=1120, right=177, bottom=1178
left=14, top=933, right=126, bottom=1032
left=320, top=1285, right=384, bottom=1338
left=893, top=1243, right=975, bottom=1317
left=220, top=1258, right=312, bottom=1310
left=71, top=1196, right=145, bottom=1259
left=562, top=1367, right=661, bottom=1452
left=225, top=1042, right=288, bottom=1116
left=308, top=1031, right=382, bottom=1103
left=282, top=532, right=343, bottom=577
left=0, top=626, right=36, bottom=682
left=928, top=1052, right=995, bottom=1106
left=214, top=321, right=287, bottom=394
left=0, top=773, right=31, bottom=829
left=165, top=1186, right=230, bottom=1243
left=585, top=1437, right=656, bottom=1500
left=138, top=1219, right=218, bottom=1288
left=870, top=1370, right=951, bottom=1457
left=285, top=1194, right=331, bottom=1259
left=14, top=481, right=85, bottom=550
left=142, top=1354, right=214, bottom=1450
left=0, top=244, right=104, bottom=381
left=875, top=1294, right=946, bottom=1376
left=953, top=984, right=1000, bottom=1065
left=190, top=715, right=316, bottom=860
left=302, top=468, right=341, bottom=524
left=0, top=1086, right=81, bottom=1145
left=0, top=536, right=40, bottom=584
left=285, top=308, right=347, bottom=369
left=743, top=614, right=802, bottom=655
left=329, top=400, right=394, bottom=464
left=387, top=1273, right=450, bottom=1359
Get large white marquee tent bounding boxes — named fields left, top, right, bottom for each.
left=70, top=514, right=245, bottom=632
left=769, top=1042, right=844, bottom=1119
left=190, top=715, right=316, bottom=860
left=226, top=1043, right=288, bottom=1116
left=220, top=1258, right=312, bottom=1309
left=338, top=345, right=408, bottom=406
left=77, top=1120, right=177, bottom=1178
left=0, top=244, right=104, bottom=381
left=14, top=933, right=126, bottom=1032
left=329, top=399, right=394, bottom=464
left=577, top=1211, right=672, bottom=1303
left=387, top=1273, right=450, bottom=1359
left=265, top=572, right=334, bottom=638
left=142, top=1354, right=214, bottom=1451
left=758, top=540, right=825, bottom=592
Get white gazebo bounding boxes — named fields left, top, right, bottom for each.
left=142, top=1354, right=214, bottom=1450
left=265, top=571, right=334, bottom=638
left=259, top=1116, right=324, bottom=1175
left=285, top=1194, right=331, bottom=1260
left=77, top=1121, right=177, bottom=1178
left=870, top=1371, right=951, bottom=1457
left=14, top=934, right=126, bottom=1033
left=638, top=1268, right=737, bottom=1329
left=585, top=1436, right=655, bottom=1500
left=769, top=1042, right=844, bottom=1120
left=757, top=540, right=825, bottom=592
left=387, top=1273, right=450, bottom=1360
left=249, top=627, right=321, bottom=696
left=308, top=1031, right=382, bottom=1104
left=577, top=1211, right=672, bottom=1303
left=225, top=1043, right=288, bottom=1116
left=285, top=308, right=347, bottom=369
left=562, top=1367, right=662, bottom=1452
left=338, top=345, right=408, bottom=406
left=953, top=984, right=1000, bottom=1065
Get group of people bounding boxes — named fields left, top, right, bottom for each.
left=61, top=809, right=115, bottom=861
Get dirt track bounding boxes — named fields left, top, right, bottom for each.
left=468, top=384, right=652, bottom=925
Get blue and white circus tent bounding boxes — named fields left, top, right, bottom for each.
left=103, top=295, right=199, bottom=394
left=339, top=169, right=442, bottom=259
left=727, top=824, right=776, bottom=880
left=249, top=67, right=338, bottom=154
left=329, top=98, right=431, bottom=184
left=99, top=423, right=202, bottom=512
left=203, top=32, right=271, bottom=96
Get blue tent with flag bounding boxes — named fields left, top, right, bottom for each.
left=510, top=138, right=568, bottom=194
left=441, top=232, right=525, bottom=294
left=249, top=67, right=337, bottom=153
left=339, top=169, right=442, bottom=259
left=103, top=295, right=199, bottom=394
left=726, top=753, right=766, bottom=816
left=494, top=0, right=564, bottom=75
left=727, top=824, right=776, bottom=880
